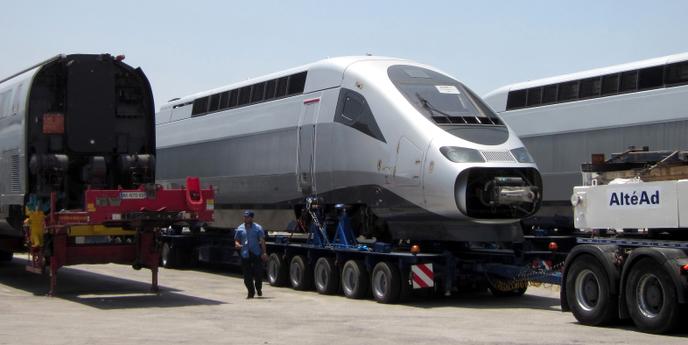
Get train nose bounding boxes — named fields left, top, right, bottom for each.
left=455, top=168, right=542, bottom=219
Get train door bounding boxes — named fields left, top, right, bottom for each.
left=296, top=98, right=320, bottom=195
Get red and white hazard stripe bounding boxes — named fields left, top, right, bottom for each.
left=411, top=263, right=434, bottom=289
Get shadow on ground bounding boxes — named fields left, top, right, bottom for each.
left=0, top=258, right=225, bottom=310
left=186, top=262, right=562, bottom=311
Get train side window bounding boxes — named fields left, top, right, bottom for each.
left=665, top=61, right=688, bottom=85
left=265, top=79, right=277, bottom=100
left=638, top=66, right=664, bottom=90
left=541, top=84, right=557, bottom=104
left=526, top=87, right=542, bottom=106
left=287, top=72, right=307, bottom=95
left=229, top=89, right=239, bottom=108
left=334, top=88, right=386, bottom=143
left=619, top=70, right=638, bottom=92
left=192, top=96, right=209, bottom=116
left=219, top=91, right=230, bottom=109
left=506, top=90, right=526, bottom=110
left=579, top=77, right=601, bottom=99
left=208, top=93, right=221, bottom=112
left=601, top=74, right=619, bottom=95
left=251, top=82, right=265, bottom=103
left=276, top=77, right=288, bottom=97
left=557, top=81, right=579, bottom=102
left=238, top=86, right=251, bottom=106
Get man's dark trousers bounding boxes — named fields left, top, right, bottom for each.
left=241, top=253, right=263, bottom=297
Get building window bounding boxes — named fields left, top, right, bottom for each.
left=601, top=74, right=619, bottom=95
left=219, top=91, right=230, bottom=109
left=526, top=87, right=542, bottom=106
left=238, top=86, right=251, bottom=106
left=579, top=77, right=601, bottom=99
left=619, top=71, right=638, bottom=92
left=638, top=66, right=664, bottom=90
left=229, top=89, right=239, bottom=108
left=665, top=61, right=688, bottom=85
left=506, top=89, right=527, bottom=110
left=251, top=82, right=265, bottom=103
left=542, top=84, right=557, bottom=104
left=265, top=79, right=276, bottom=100
left=558, top=81, right=579, bottom=102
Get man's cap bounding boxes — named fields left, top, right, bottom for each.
left=243, top=210, right=254, bottom=217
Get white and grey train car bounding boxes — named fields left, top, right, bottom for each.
left=484, top=52, right=688, bottom=228
left=0, top=54, right=156, bottom=245
left=156, top=56, right=542, bottom=242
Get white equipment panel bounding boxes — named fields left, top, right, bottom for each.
left=572, top=180, right=688, bottom=230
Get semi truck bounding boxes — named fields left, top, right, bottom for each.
left=561, top=149, right=688, bottom=333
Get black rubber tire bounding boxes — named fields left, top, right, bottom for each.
left=314, top=257, right=339, bottom=295
left=0, top=250, right=13, bottom=262
left=341, top=260, right=369, bottom=299
left=161, top=242, right=178, bottom=268
left=371, top=261, right=401, bottom=304
left=488, top=278, right=528, bottom=297
left=289, top=255, right=313, bottom=290
left=267, top=253, right=289, bottom=287
left=625, top=258, right=683, bottom=333
left=565, top=254, right=618, bottom=326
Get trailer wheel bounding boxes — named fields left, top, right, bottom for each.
left=314, top=257, right=339, bottom=295
left=289, top=255, right=313, bottom=290
left=161, top=243, right=177, bottom=268
left=0, top=250, right=12, bottom=262
left=341, top=260, right=369, bottom=299
left=566, top=254, right=617, bottom=326
left=267, top=253, right=289, bottom=286
left=371, top=262, right=401, bottom=304
left=625, top=258, right=682, bottom=333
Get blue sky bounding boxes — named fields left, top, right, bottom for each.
left=2, top=1, right=686, bottom=109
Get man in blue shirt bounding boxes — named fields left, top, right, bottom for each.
left=234, top=210, right=268, bottom=299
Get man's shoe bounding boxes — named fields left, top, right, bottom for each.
left=246, top=293, right=254, bottom=299
left=256, top=289, right=262, bottom=297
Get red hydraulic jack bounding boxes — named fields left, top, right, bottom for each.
left=24, top=177, right=214, bottom=296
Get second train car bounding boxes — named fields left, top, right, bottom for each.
left=155, top=56, right=542, bottom=242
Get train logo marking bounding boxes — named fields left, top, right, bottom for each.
left=608, top=188, right=660, bottom=208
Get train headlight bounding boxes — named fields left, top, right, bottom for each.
left=440, top=147, right=485, bottom=163
left=510, top=147, right=534, bottom=163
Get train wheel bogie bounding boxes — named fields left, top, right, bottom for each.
left=371, top=261, right=401, bottom=304
left=289, top=255, right=313, bottom=290
left=625, top=258, right=683, bottom=333
left=267, top=253, right=289, bottom=287
left=341, top=260, right=369, bottom=299
left=566, top=255, right=618, bottom=326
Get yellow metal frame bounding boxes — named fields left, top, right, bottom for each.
left=26, top=210, right=45, bottom=248
left=68, top=225, right=136, bottom=237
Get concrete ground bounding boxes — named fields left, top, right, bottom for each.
left=0, top=257, right=686, bottom=345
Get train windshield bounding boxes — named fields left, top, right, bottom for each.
left=388, top=65, right=499, bottom=121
